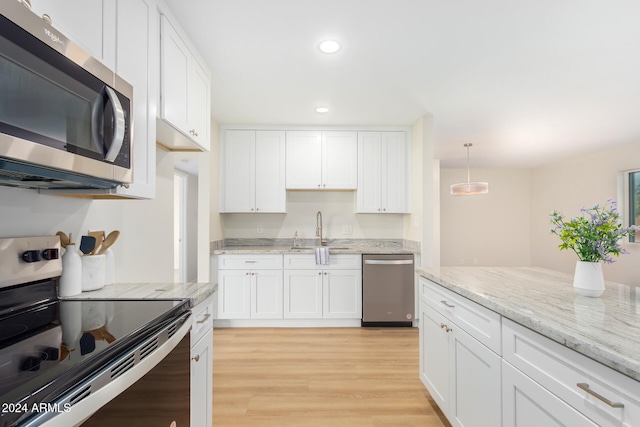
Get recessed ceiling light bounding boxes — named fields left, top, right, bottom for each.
left=315, top=107, right=329, bottom=113
left=318, top=40, right=341, bottom=54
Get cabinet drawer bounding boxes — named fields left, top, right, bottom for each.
left=191, top=295, right=214, bottom=344
left=218, top=254, right=283, bottom=270
left=284, top=254, right=361, bottom=270
left=503, top=319, right=640, bottom=427
left=419, top=277, right=501, bottom=355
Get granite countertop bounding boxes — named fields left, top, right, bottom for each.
left=417, top=266, right=640, bottom=381
left=212, top=238, right=418, bottom=255
left=62, top=282, right=217, bottom=308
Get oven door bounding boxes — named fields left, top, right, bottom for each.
left=21, top=312, right=191, bottom=427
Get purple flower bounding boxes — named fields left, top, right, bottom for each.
left=549, top=200, right=634, bottom=263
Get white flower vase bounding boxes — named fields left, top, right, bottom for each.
left=573, top=261, right=605, bottom=297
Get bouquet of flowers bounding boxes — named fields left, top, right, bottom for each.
left=550, top=200, right=636, bottom=263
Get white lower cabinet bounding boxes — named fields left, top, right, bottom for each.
left=420, top=276, right=640, bottom=427
left=217, top=255, right=284, bottom=319
left=502, top=360, right=597, bottom=427
left=190, top=296, right=214, bottom=427
left=283, top=268, right=362, bottom=319
left=218, top=269, right=283, bottom=319
left=419, top=297, right=501, bottom=427
left=215, top=254, right=362, bottom=325
left=283, top=254, right=362, bottom=320
left=502, top=318, right=640, bottom=427
left=283, top=270, right=323, bottom=318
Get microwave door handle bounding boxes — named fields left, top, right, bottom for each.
left=103, top=86, right=125, bottom=162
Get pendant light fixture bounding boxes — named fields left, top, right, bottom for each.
left=450, top=143, right=489, bottom=195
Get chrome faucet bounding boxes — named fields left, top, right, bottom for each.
left=316, top=211, right=327, bottom=246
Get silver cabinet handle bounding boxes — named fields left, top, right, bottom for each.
left=192, top=355, right=200, bottom=362
left=196, top=313, right=211, bottom=324
left=245, top=260, right=257, bottom=263
left=440, top=300, right=455, bottom=309
left=577, top=383, right=624, bottom=408
left=439, top=323, right=452, bottom=333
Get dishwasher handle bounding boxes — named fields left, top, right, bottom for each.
left=364, top=259, right=414, bottom=265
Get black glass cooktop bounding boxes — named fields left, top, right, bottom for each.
left=0, top=296, right=189, bottom=421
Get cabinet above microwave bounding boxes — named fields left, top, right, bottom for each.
left=156, top=14, right=211, bottom=153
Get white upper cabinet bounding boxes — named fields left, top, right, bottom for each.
left=158, top=14, right=211, bottom=151
left=221, top=130, right=286, bottom=213
left=286, top=131, right=357, bottom=190
left=30, top=0, right=157, bottom=199
left=29, top=0, right=116, bottom=69
left=357, top=131, right=409, bottom=213
left=112, top=0, right=158, bottom=198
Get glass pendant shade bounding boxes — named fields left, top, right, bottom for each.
left=450, top=143, right=489, bottom=196
left=450, top=181, right=489, bottom=195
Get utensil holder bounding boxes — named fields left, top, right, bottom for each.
left=82, top=254, right=106, bottom=291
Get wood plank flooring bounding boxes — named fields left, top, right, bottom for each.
left=212, top=327, right=450, bottom=427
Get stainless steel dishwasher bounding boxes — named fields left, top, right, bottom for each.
left=362, top=254, right=415, bottom=326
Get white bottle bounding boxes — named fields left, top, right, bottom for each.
left=59, top=243, right=82, bottom=297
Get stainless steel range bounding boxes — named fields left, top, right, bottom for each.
left=0, top=236, right=192, bottom=427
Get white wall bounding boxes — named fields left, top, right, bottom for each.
left=440, top=168, right=532, bottom=267
left=417, top=116, right=440, bottom=268
left=221, top=191, right=405, bottom=240
left=530, top=142, right=640, bottom=285
left=0, top=147, right=176, bottom=283
left=209, top=119, right=223, bottom=243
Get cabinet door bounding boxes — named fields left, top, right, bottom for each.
left=451, top=325, right=502, bottom=427
left=188, top=58, right=211, bottom=150
left=191, top=328, right=213, bottom=427
left=283, top=270, right=323, bottom=318
left=419, top=302, right=451, bottom=416
left=113, top=0, right=157, bottom=199
left=30, top=0, right=116, bottom=69
left=217, top=271, right=251, bottom=319
left=160, top=15, right=189, bottom=133
left=221, top=131, right=256, bottom=212
left=251, top=270, right=283, bottom=319
left=323, top=270, right=362, bottom=318
left=322, top=131, right=357, bottom=189
left=502, top=361, right=598, bottom=427
left=381, top=132, right=408, bottom=213
left=285, top=131, right=322, bottom=189
left=255, top=131, right=286, bottom=212
left=357, top=132, right=382, bottom=212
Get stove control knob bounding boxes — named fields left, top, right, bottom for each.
left=42, top=248, right=59, bottom=260
left=22, top=250, right=41, bottom=263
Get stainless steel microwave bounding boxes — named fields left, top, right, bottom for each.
left=0, top=1, right=133, bottom=190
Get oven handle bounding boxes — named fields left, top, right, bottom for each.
left=24, top=311, right=192, bottom=427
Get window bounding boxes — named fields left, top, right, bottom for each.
left=624, top=170, right=640, bottom=243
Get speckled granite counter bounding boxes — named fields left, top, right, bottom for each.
left=212, top=238, right=418, bottom=255
left=417, top=266, right=640, bottom=381
left=62, top=282, right=217, bottom=308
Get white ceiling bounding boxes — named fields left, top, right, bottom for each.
left=164, top=0, right=640, bottom=168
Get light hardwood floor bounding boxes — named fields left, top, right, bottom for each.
left=212, top=327, right=450, bottom=427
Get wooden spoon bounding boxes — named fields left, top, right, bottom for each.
left=97, top=230, right=120, bottom=255
left=88, top=230, right=105, bottom=255
left=56, top=231, right=69, bottom=249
